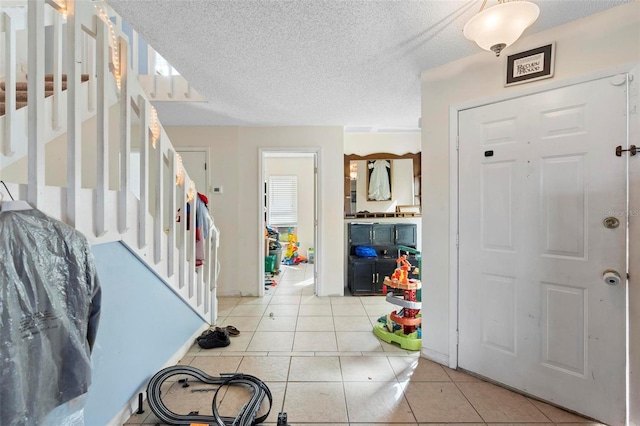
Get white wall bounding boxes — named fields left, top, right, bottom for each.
left=265, top=156, right=315, bottom=256
left=420, top=0, right=640, bottom=371
left=344, top=132, right=420, bottom=155
left=86, top=242, right=205, bottom=425
left=165, top=126, right=344, bottom=297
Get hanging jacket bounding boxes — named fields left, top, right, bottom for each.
left=368, top=160, right=391, bottom=200
left=195, top=194, right=209, bottom=266
left=0, top=207, right=101, bottom=426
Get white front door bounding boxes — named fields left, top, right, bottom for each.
left=458, top=76, right=628, bottom=425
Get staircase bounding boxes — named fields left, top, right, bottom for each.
left=0, top=74, right=90, bottom=116
left=0, top=1, right=217, bottom=324
left=0, top=2, right=220, bottom=423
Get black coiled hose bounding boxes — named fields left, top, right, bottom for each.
left=146, top=365, right=273, bottom=426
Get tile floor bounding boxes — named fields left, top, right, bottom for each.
left=125, top=264, right=600, bottom=426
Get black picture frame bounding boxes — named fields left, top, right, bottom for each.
left=505, top=42, right=555, bottom=87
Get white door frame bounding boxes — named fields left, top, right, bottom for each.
left=448, top=63, right=638, bottom=418
left=258, top=147, right=321, bottom=297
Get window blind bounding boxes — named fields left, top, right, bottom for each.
left=268, top=175, right=298, bottom=226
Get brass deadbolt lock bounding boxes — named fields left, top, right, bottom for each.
left=603, top=217, right=620, bottom=229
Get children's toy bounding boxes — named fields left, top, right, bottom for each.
left=283, top=229, right=300, bottom=265
left=373, top=254, right=422, bottom=351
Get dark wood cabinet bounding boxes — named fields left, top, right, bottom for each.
left=349, top=224, right=372, bottom=246
left=348, top=223, right=413, bottom=247
left=347, top=222, right=417, bottom=295
left=374, top=258, right=397, bottom=293
left=395, top=224, right=417, bottom=247
left=372, top=224, right=394, bottom=246
left=348, top=256, right=398, bottom=295
left=348, top=258, right=376, bottom=294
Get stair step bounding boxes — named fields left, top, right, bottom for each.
left=1, top=74, right=90, bottom=91
left=44, top=73, right=90, bottom=82
left=2, top=81, right=67, bottom=91
left=0, top=74, right=91, bottom=116
left=0, top=91, right=55, bottom=102
left=0, top=101, right=28, bottom=116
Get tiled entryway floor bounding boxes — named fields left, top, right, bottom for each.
left=125, top=264, right=600, bottom=425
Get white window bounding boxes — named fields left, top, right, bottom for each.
left=268, top=175, right=297, bottom=227
left=154, top=52, right=180, bottom=76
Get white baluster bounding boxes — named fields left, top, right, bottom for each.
left=132, top=29, right=139, bottom=74
left=147, top=43, right=156, bottom=75
left=27, top=1, right=45, bottom=208
left=184, top=80, right=191, bottom=99
left=187, top=178, right=196, bottom=299
left=3, top=12, right=16, bottom=156
left=66, top=0, right=83, bottom=227
left=168, top=66, right=174, bottom=99
left=177, top=176, right=186, bottom=289
left=87, top=33, right=96, bottom=112
left=52, top=11, right=62, bottom=131
left=203, top=242, right=210, bottom=313
left=138, top=95, right=149, bottom=249
left=154, top=131, right=164, bottom=264
left=168, top=150, right=177, bottom=277
left=95, top=19, right=109, bottom=237
left=149, top=48, right=157, bottom=98
left=118, top=37, right=130, bottom=233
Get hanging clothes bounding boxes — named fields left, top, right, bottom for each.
left=176, top=193, right=210, bottom=267
left=176, top=203, right=191, bottom=230
left=0, top=204, right=101, bottom=426
left=368, top=159, right=391, bottom=201
left=195, top=192, right=210, bottom=267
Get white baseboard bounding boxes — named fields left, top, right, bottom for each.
left=106, top=323, right=210, bottom=426
left=420, top=346, right=450, bottom=367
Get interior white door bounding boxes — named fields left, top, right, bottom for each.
left=313, top=154, right=318, bottom=293
left=458, top=76, right=628, bottom=425
left=177, top=149, right=208, bottom=195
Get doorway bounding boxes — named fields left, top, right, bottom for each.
left=456, top=74, right=630, bottom=425
left=260, top=150, right=319, bottom=297
left=175, top=147, right=215, bottom=322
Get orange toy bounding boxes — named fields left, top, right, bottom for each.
left=391, top=255, right=412, bottom=284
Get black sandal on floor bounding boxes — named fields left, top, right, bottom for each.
left=225, top=325, right=240, bottom=336
left=197, top=328, right=230, bottom=349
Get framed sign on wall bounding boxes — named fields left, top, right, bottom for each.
left=505, top=42, right=555, bottom=87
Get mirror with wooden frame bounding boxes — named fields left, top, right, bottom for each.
left=367, top=159, right=392, bottom=201
left=344, top=152, right=421, bottom=218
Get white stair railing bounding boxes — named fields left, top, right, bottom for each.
left=108, top=14, right=205, bottom=102
left=0, top=0, right=217, bottom=324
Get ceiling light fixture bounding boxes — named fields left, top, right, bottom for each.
left=463, top=0, right=540, bottom=57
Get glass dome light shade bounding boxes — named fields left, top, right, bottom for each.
left=463, top=1, right=540, bottom=56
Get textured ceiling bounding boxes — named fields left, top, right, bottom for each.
left=108, top=0, right=629, bottom=130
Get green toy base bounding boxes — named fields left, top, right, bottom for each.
left=373, top=323, right=422, bottom=351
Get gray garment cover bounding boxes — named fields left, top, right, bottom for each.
left=0, top=208, right=101, bottom=426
